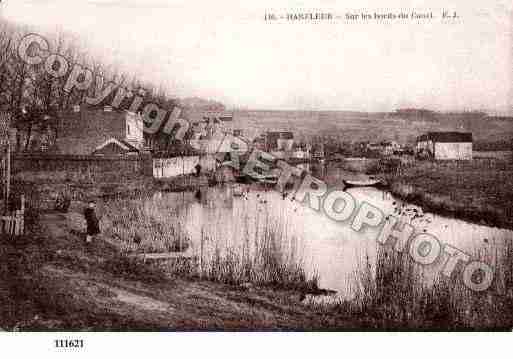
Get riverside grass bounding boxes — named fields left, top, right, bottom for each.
left=384, top=158, right=513, bottom=229
left=100, top=189, right=513, bottom=329
left=101, top=194, right=318, bottom=291
left=101, top=195, right=191, bottom=254
left=345, top=241, right=513, bottom=330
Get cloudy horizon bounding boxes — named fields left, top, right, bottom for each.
left=2, top=0, right=512, bottom=114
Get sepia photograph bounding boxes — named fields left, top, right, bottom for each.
left=0, top=0, right=512, bottom=353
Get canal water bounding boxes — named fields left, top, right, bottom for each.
left=151, top=166, right=513, bottom=297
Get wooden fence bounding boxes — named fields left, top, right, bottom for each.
left=1, top=195, right=24, bottom=236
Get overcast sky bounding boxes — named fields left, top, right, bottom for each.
left=2, top=0, right=512, bottom=113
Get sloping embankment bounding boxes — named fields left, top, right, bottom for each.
left=385, top=161, right=513, bottom=230
left=0, top=210, right=358, bottom=330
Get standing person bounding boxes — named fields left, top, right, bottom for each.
left=84, top=200, right=100, bottom=244
left=194, top=189, right=202, bottom=201
left=194, top=163, right=202, bottom=177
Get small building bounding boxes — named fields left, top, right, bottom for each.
left=92, top=138, right=140, bottom=156
left=251, top=131, right=295, bottom=159
left=259, top=131, right=294, bottom=152
left=56, top=105, right=144, bottom=155
left=196, top=112, right=234, bottom=138
left=416, top=132, right=473, bottom=160
left=292, top=148, right=310, bottom=159
left=366, top=142, right=381, bottom=152
left=153, top=154, right=217, bottom=178
left=366, top=140, right=400, bottom=155
left=189, top=132, right=248, bottom=155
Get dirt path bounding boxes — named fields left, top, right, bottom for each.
left=0, top=210, right=349, bottom=330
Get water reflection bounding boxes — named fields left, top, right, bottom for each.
left=154, top=168, right=513, bottom=298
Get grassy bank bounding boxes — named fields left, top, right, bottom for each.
left=99, top=193, right=513, bottom=329
left=342, top=241, right=513, bottom=330
left=11, top=169, right=217, bottom=214
left=100, top=195, right=318, bottom=292
left=383, top=159, right=513, bottom=229
left=0, top=213, right=329, bottom=330
left=12, top=169, right=158, bottom=210
left=153, top=173, right=217, bottom=192
left=2, top=203, right=513, bottom=330
left=4, top=166, right=513, bottom=330
left=100, top=196, right=190, bottom=253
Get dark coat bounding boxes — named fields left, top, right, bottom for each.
left=84, top=207, right=100, bottom=235
left=194, top=164, right=202, bottom=177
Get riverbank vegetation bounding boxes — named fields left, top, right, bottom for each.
left=383, top=159, right=513, bottom=230
left=327, top=155, right=513, bottom=229
left=0, top=218, right=325, bottom=330
left=342, top=240, right=513, bottom=330
left=4, top=161, right=513, bottom=330
left=98, top=191, right=513, bottom=330
left=2, top=195, right=513, bottom=330
left=101, top=195, right=318, bottom=292
left=101, top=196, right=190, bottom=253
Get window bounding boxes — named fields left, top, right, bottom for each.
left=127, top=124, right=130, bottom=135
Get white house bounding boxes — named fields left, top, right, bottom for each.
left=153, top=155, right=217, bottom=178
left=416, top=132, right=473, bottom=160
left=189, top=133, right=249, bottom=155
left=124, top=111, right=144, bottom=149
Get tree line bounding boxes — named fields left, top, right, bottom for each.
left=0, top=20, right=181, bottom=153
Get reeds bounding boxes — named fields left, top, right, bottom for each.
left=101, top=189, right=513, bottom=329
left=349, top=240, right=513, bottom=329
left=101, top=196, right=190, bottom=254
left=200, top=223, right=316, bottom=290
left=101, top=193, right=317, bottom=291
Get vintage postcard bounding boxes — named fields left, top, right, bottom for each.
left=0, top=0, right=512, bottom=355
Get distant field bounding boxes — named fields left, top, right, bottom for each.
left=473, top=151, right=513, bottom=160
left=184, top=109, right=513, bottom=145
left=386, top=159, right=513, bottom=229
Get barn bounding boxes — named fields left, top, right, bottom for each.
left=416, top=132, right=473, bottom=160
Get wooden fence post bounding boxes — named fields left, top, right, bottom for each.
left=19, top=194, right=25, bottom=235
left=5, top=133, right=10, bottom=215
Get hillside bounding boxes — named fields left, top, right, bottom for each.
left=179, top=97, right=226, bottom=111
left=183, top=109, right=513, bottom=145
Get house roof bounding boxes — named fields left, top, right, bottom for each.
left=93, top=138, right=140, bottom=154
left=417, top=132, right=472, bottom=143
left=56, top=107, right=128, bottom=154
left=118, top=139, right=140, bottom=152
left=263, top=131, right=294, bottom=149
